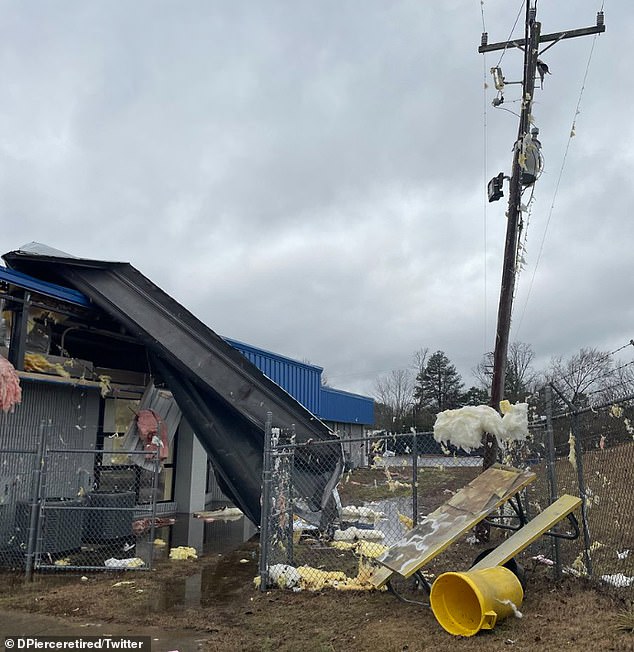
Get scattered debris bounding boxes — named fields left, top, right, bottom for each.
left=531, top=554, right=555, bottom=566
left=112, top=580, right=135, bottom=587
left=498, top=599, right=523, bottom=619
left=329, top=539, right=389, bottom=559
left=333, top=526, right=385, bottom=542
left=169, top=546, right=197, bottom=560
left=193, top=507, right=243, bottom=520
left=601, top=573, right=634, bottom=588
left=104, top=557, right=145, bottom=569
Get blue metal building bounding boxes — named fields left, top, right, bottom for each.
left=224, top=337, right=374, bottom=429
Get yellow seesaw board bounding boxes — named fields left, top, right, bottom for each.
left=470, top=494, right=582, bottom=571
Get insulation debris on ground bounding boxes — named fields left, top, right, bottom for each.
left=104, top=557, right=145, bottom=568
left=257, top=558, right=385, bottom=592
left=169, top=546, right=197, bottom=560
left=340, top=505, right=385, bottom=523
left=333, top=526, right=385, bottom=542
left=601, top=573, right=634, bottom=588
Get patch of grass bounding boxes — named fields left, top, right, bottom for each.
left=337, top=465, right=476, bottom=505
left=615, top=605, right=634, bottom=633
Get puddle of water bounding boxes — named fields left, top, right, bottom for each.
left=148, top=512, right=258, bottom=610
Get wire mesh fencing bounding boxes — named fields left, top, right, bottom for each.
left=259, top=397, right=633, bottom=595
left=528, top=388, right=634, bottom=589
left=0, top=423, right=163, bottom=576
left=258, top=427, right=482, bottom=592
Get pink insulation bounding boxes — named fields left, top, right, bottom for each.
left=0, top=356, right=22, bottom=413
left=136, top=408, right=169, bottom=460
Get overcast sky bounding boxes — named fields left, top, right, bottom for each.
left=1, top=1, right=631, bottom=397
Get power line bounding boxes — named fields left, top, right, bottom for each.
left=514, top=20, right=604, bottom=336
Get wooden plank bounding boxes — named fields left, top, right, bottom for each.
left=370, top=464, right=536, bottom=588
left=470, top=494, right=582, bottom=571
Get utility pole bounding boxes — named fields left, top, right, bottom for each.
left=478, top=3, right=605, bottom=472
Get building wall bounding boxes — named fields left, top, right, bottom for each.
left=224, top=338, right=322, bottom=415
left=0, top=378, right=100, bottom=542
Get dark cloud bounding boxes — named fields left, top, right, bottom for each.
left=0, top=1, right=630, bottom=396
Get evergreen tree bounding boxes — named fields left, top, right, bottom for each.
left=414, top=350, right=464, bottom=415
left=461, top=385, right=489, bottom=406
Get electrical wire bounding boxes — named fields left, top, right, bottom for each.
left=547, top=340, right=634, bottom=393
left=495, top=0, right=526, bottom=69
left=514, top=15, right=604, bottom=337
left=480, top=0, right=489, bottom=354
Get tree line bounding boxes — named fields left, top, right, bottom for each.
left=373, top=343, right=634, bottom=432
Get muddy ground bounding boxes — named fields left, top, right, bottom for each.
left=1, top=459, right=632, bottom=651
left=0, top=535, right=632, bottom=652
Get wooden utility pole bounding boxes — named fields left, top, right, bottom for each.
left=478, top=3, right=605, bottom=472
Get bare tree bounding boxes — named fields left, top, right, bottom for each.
left=473, top=341, right=538, bottom=403
left=374, top=369, right=414, bottom=432
left=547, top=347, right=614, bottom=406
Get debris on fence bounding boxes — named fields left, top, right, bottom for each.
left=568, top=431, right=577, bottom=467
left=398, top=512, right=413, bottom=530
left=169, top=546, right=197, bottom=560
left=329, top=539, right=389, bottom=559
left=132, top=516, right=176, bottom=534
left=433, top=402, right=528, bottom=453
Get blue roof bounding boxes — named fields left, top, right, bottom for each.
left=0, top=265, right=91, bottom=307
left=225, top=337, right=374, bottom=425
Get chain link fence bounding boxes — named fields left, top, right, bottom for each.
left=259, top=395, right=633, bottom=595
left=529, top=387, right=634, bottom=589
left=0, top=422, right=162, bottom=576
left=258, top=424, right=482, bottom=592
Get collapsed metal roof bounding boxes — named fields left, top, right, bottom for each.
left=3, top=244, right=343, bottom=524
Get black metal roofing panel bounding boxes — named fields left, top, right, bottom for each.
left=3, top=246, right=342, bottom=523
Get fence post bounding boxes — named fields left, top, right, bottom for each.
left=259, top=411, right=273, bottom=592
left=550, top=383, right=593, bottom=577
left=285, top=425, right=296, bottom=566
left=25, top=420, right=48, bottom=581
left=412, top=430, right=418, bottom=526
left=148, top=450, right=160, bottom=570
left=544, top=386, right=562, bottom=579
